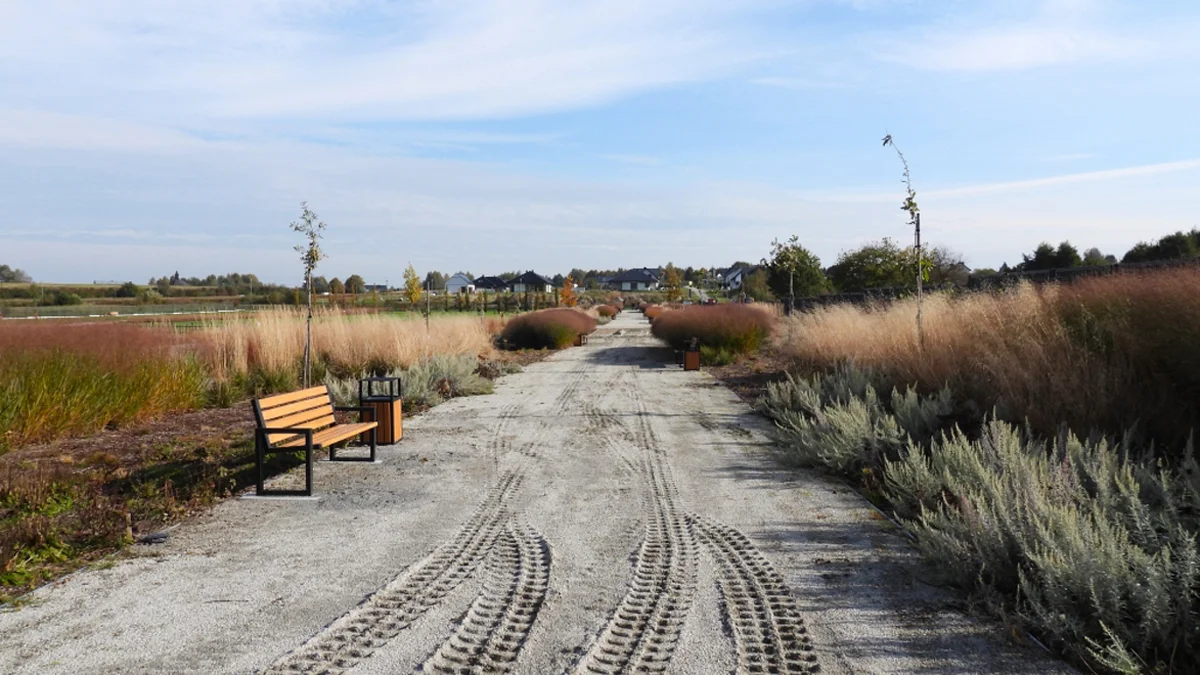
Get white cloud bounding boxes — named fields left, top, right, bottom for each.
left=1042, top=152, right=1096, bottom=162
left=3, top=134, right=1195, bottom=280
left=885, top=25, right=1146, bottom=71
left=0, top=109, right=207, bottom=153
left=601, top=154, right=664, bottom=166
left=808, top=158, right=1200, bottom=203
left=0, top=0, right=775, bottom=123
left=750, top=76, right=851, bottom=90
left=926, top=158, right=1200, bottom=198
left=875, top=0, right=1197, bottom=71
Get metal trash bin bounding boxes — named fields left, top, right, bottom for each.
left=359, top=377, right=403, bottom=445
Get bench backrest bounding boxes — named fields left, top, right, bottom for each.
left=252, top=385, right=336, bottom=445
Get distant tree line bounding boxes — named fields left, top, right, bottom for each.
left=0, top=264, right=32, bottom=283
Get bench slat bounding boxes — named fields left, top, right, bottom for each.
left=269, top=407, right=335, bottom=431
left=260, top=396, right=331, bottom=422
left=257, top=386, right=330, bottom=410
left=265, top=416, right=336, bottom=445
left=275, top=422, right=378, bottom=449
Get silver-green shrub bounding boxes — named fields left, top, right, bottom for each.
left=399, top=354, right=493, bottom=407
left=324, top=354, right=493, bottom=409
left=886, top=422, right=1199, bottom=672
left=762, top=362, right=1200, bottom=672
left=761, top=364, right=947, bottom=472
left=766, top=379, right=904, bottom=472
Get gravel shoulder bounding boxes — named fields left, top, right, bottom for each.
left=0, top=313, right=1074, bottom=674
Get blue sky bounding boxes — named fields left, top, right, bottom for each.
left=1, top=0, right=1198, bottom=284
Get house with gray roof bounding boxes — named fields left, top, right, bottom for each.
left=510, top=271, right=554, bottom=294
left=609, top=268, right=660, bottom=291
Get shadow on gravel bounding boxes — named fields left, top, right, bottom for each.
left=581, top=344, right=677, bottom=369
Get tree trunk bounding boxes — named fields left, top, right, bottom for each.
left=304, top=274, right=313, bottom=388
left=915, top=212, right=923, bottom=349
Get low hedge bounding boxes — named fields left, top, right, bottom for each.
left=499, top=309, right=597, bottom=350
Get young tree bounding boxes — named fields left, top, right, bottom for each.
left=560, top=274, right=578, bottom=307
left=291, top=201, right=327, bottom=388
left=345, top=274, right=366, bottom=294
left=403, top=264, right=422, bottom=305
left=662, top=263, right=684, bottom=302
left=763, top=235, right=828, bottom=308
left=882, top=133, right=926, bottom=345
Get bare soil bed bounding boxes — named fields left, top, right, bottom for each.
left=0, top=313, right=1073, bottom=674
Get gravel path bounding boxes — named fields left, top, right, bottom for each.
left=0, top=313, right=1074, bottom=674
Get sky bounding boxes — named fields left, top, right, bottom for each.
left=1, top=0, right=1198, bottom=285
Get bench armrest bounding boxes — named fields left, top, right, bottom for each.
left=334, top=405, right=376, bottom=422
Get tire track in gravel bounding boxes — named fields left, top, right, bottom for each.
left=266, top=370, right=574, bottom=674
left=693, top=516, right=821, bottom=675
left=573, top=371, right=698, bottom=674
left=576, top=365, right=822, bottom=675
left=263, top=471, right=524, bottom=674
left=422, top=519, right=551, bottom=673
left=554, top=365, right=591, bottom=414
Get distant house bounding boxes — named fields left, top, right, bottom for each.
left=473, top=275, right=508, bottom=292
left=445, top=272, right=475, bottom=295
left=510, top=271, right=553, bottom=294
left=724, top=266, right=752, bottom=290
left=609, top=268, right=660, bottom=292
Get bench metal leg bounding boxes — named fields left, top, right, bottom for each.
left=255, top=431, right=314, bottom=497
left=304, top=442, right=313, bottom=497
left=255, top=430, right=266, bottom=495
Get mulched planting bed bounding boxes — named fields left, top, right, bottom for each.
left=1, top=405, right=269, bottom=601
left=704, top=347, right=793, bottom=407
left=0, top=351, right=549, bottom=602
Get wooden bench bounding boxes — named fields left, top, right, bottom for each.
left=251, top=385, right=379, bottom=497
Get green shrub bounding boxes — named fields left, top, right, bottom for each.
left=699, top=346, right=736, bottom=366
left=49, top=291, right=83, bottom=306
